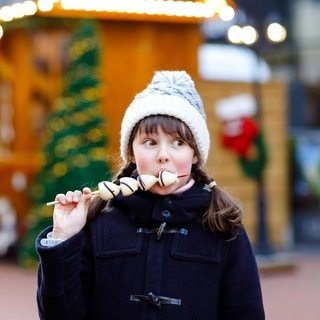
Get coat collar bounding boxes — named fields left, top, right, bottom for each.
left=109, top=183, right=211, bottom=226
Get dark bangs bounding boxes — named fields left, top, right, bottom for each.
left=128, top=115, right=200, bottom=158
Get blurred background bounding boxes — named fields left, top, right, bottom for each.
left=0, top=0, right=320, bottom=319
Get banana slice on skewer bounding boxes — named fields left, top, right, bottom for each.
left=119, top=177, right=139, bottom=196
left=158, top=170, right=178, bottom=187
left=137, top=174, right=159, bottom=191
left=97, top=181, right=121, bottom=200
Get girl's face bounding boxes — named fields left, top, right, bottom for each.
left=131, top=119, right=198, bottom=195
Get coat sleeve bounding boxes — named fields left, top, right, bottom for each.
left=35, top=226, right=94, bottom=320
left=218, top=228, right=265, bottom=320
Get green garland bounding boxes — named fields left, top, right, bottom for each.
left=239, top=132, right=268, bottom=180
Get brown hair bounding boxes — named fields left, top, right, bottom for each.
left=88, top=115, right=243, bottom=238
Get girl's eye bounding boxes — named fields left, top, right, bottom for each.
left=144, top=139, right=156, bottom=146
left=173, top=139, right=184, bottom=147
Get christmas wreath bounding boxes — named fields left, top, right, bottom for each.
left=215, top=94, right=267, bottom=180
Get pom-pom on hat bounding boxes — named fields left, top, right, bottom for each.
left=120, top=70, right=210, bottom=165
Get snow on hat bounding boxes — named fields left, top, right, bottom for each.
left=120, top=70, right=210, bottom=165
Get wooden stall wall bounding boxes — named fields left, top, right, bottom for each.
left=198, top=80, right=290, bottom=248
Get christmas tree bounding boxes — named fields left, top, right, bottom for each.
left=19, top=19, right=112, bottom=268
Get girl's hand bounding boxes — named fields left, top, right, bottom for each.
left=51, top=187, right=92, bottom=240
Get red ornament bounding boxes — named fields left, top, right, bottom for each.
left=221, top=117, right=259, bottom=156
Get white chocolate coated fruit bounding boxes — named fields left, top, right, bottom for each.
left=137, top=175, right=159, bottom=191
left=98, top=181, right=121, bottom=200
left=119, top=177, right=139, bottom=196
left=158, top=171, right=178, bottom=187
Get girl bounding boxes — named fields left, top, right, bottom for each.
left=36, top=71, right=265, bottom=319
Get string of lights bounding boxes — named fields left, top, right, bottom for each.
left=0, top=0, right=235, bottom=22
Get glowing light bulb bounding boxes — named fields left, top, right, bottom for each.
left=241, top=25, right=258, bottom=45
left=227, top=25, right=242, bottom=44
left=37, top=0, right=55, bottom=12
left=266, top=22, right=287, bottom=43
left=219, top=5, right=234, bottom=21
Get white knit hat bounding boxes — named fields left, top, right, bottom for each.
left=120, top=71, right=210, bottom=165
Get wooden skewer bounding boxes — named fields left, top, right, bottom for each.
left=46, top=190, right=99, bottom=206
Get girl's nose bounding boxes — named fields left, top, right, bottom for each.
left=156, top=142, right=170, bottom=164
left=157, top=154, right=169, bottom=163
left=157, top=146, right=169, bottom=163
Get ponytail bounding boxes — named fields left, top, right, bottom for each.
left=192, top=166, right=243, bottom=239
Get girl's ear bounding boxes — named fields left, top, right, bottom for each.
left=192, top=154, right=198, bottom=164
left=129, top=154, right=136, bottom=164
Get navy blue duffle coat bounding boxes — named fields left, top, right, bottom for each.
left=36, top=183, right=265, bottom=320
